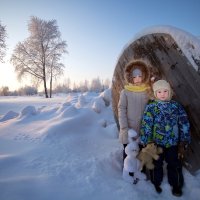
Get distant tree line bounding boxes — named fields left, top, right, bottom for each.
left=0, top=77, right=111, bottom=96
left=55, top=77, right=111, bottom=93
left=0, top=86, right=38, bottom=96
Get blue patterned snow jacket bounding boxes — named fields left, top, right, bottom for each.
left=140, top=100, right=191, bottom=148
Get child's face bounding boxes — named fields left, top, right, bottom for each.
left=132, top=75, right=142, bottom=85
left=156, top=89, right=169, bottom=101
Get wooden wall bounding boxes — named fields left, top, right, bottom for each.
left=112, top=33, right=200, bottom=174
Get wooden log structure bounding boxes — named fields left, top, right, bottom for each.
left=111, top=33, right=200, bottom=174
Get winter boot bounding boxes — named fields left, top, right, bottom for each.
left=172, top=186, right=182, bottom=197
left=154, top=185, right=162, bottom=193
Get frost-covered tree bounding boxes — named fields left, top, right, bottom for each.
left=18, top=86, right=37, bottom=96
left=90, top=77, right=102, bottom=92
left=79, top=80, right=89, bottom=92
left=103, top=78, right=111, bottom=89
left=48, top=54, right=65, bottom=97
left=0, top=21, right=7, bottom=63
left=11, top=16, right=67, bottom=98
left=0, top=86, right=9, bottom=96
left=64, top=77, right=71, bottom=91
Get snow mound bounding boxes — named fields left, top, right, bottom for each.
left=92, top=97, right=106, bottom=113
left=59, top=105, right=79, bottom=118
left=75, top=94, right=86, bottom=108
left=56, top=102, right=71, bottom=112
left=105, top=123, right=119, bottom=138
left=0, top=111, right=19, bottom=122
left=43, top=107, right=99, bottom=141
left=19, top=106, right=37, bottom=118
left=100, top=88, right=112, bottom=106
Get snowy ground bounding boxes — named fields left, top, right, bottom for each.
left=0, top=90, right=199, bottom=200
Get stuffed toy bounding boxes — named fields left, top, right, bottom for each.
left=122, top=129, right=146, bottom=184
left=137, top=143, right=163, bottom=170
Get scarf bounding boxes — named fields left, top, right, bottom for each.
left=124, top=83, right=149, bottom=92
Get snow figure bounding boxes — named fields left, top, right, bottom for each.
left=122, top=129, right=146, bottom=184
left=127, top=129, right=140, bottom=143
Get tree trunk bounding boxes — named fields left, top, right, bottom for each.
left=43, top=77, right=49, bottom=98
left=50, top=70, right=53, bottom=98
left=43, top=66, right=49, bottom=98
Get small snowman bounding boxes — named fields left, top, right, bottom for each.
left=122, top=129, right=146, bottom=184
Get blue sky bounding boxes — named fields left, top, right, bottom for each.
left=0, top=0, right=200, bottom=90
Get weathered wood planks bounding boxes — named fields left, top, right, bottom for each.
left=112, top=33, right=200, bottom=174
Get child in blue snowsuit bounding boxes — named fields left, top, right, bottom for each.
left=140, top=80, right=190, bottom=197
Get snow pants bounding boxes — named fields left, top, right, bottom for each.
left=150, top=145, right=184, bottom=188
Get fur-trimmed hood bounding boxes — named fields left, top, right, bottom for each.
left=124, top=60, right=151, bottom=85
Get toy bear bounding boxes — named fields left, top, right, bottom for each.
left=122, top=129, right=146, bottom=184
left=137, top=142, right=163, bottom=170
